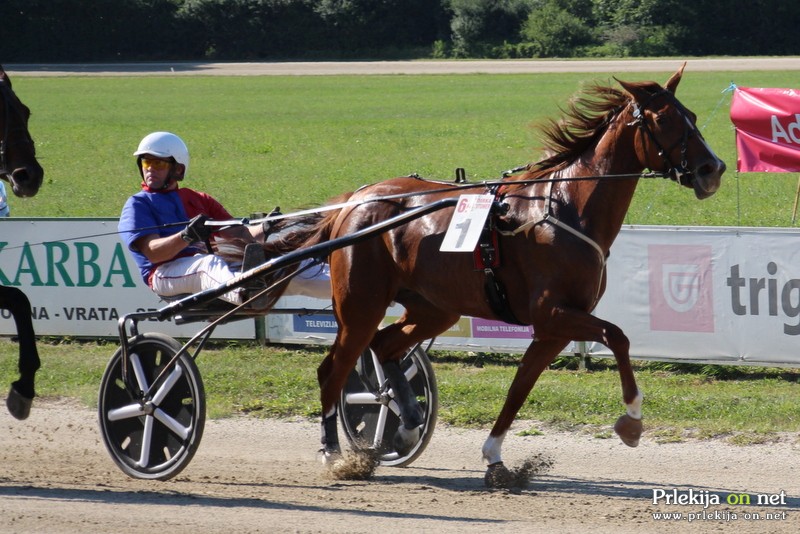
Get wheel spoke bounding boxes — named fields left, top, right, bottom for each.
left=342, top=392, right=380, bottom=405
left=387, top=399, right=401, bottom=417
left=130, top=352, right=149, bottom=392
left=151, top=365, right=184, bottom=405
left=371, top=404, right=390, bottom=448
left=404, top=360, right=419, bottom=382
left=107, top=403, right=146, bottom=421
left=154, top=407, right=191, bottom=440
left=138, top=414, right=154, bottom=468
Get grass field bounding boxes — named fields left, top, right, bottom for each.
left=3, top=66, right=800, bottom=442
left=1, top=338, right=798, bottom=444
left=9, top=69, right=800, bottom=226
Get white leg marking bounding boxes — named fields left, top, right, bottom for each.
left=626, top=390, right=643, bottom=420
left=481, top=433, right=506, bottom=465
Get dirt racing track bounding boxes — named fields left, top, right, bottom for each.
left=1, top=399, right=799, bottom=534
left=2, top=59, right=800, bottom=533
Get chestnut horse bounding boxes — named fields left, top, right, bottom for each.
left=267, top=65, right=725, bottom=484
left=1, top=65, right=45, bottom=420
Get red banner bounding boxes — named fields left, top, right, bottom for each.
left=730, top=87, right=800, bottom=172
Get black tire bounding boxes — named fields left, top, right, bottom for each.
left=338, top=343, right=438, bottom=467
left=98, top=333, right=206, bottom=480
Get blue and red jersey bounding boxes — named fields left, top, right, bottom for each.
left=119, top=185, right=233, bottom=284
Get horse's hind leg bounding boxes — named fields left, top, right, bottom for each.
left=372, top=301, right=459, bottom=454
left=382, top=359, right=424, bottom=451
left=316, top=308, right=386, bottom=461
left=1, top=287, right=40, bottom=420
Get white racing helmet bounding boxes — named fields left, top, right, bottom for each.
left=134, top=131, right=190, bottom=180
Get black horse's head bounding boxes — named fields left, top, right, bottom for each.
left=0, top=65, right=44, bottom=198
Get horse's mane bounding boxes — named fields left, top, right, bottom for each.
left=528, top=81, right=635, bottom=178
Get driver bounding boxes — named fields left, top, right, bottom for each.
left=118, top=131, right=267, bottom=307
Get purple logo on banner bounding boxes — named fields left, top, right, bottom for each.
left=471, top=318, right=532, bottom=339
left=293, top=314, right=338, bottom=333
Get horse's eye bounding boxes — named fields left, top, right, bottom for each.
left=655, top=113, right=668, bottom=126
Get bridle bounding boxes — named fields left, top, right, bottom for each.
left=628, top=89, right=702, bottom=187
left=0, top=78, right=35, bottom=179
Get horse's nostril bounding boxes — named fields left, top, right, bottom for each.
left=698, top=160, right=726, bottom=180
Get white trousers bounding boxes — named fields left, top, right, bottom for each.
left=151, top=254, right=245, bottom=304
left=151, top=255, right=331, bottom=305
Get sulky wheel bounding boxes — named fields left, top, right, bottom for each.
left=339, top=342, right=438, bottom=467
left=98, top=333, right=205, bottom=480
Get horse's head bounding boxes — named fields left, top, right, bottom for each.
left=617, top=64, right=725, bottom=200
left=0, top=66, right=44, bottom=198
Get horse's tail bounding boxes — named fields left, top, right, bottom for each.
left=263, top=191, right=351, bottom=257
left=213, top=193, right=350, bottom=308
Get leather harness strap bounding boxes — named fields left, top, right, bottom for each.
left=473, top=201, right=525, bottom=326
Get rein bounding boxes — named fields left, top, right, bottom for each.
left=247, top=169, right=670, bottom=226
left=0, top=168, right=669, bottom=254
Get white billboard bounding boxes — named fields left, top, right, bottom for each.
left=2, top=219, right=800, bottom=367
left=592, top=225, right=800, bottom=366
left=0, top=218, right=254, bottom=338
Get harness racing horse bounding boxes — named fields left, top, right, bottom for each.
left=0, top=65, right=45, bottom=420
left=268, top=65, right=725, bottom=485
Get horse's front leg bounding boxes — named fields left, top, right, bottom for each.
left=602, top=321, right=643, bottom=447
left=536, top=307, right=644, bottom=448
left=2, top=287, right=40, bottom=420
left=482, top=338, right=566, bottom=485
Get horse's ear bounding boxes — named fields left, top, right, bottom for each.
left=615, top=78, right=650, bottom=103
left=664, top=62, right=686, bottom=94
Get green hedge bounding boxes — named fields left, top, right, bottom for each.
left=1, top=0, right=798, bottom=62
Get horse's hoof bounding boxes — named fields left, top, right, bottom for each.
left=317, top=447, right=342, bottom=466
left=6, top=385, right=33, bottom=420
left=393, top=425, right=420, bottom=456
left=614, top=414, right=643, bottom=447
left=484, top=462, right=513, bottom=488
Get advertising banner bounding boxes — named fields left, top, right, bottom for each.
left=592, top=225, right=800, bottom=365
left=3, top=219, right=800, bottom=367
left=0, top=219, right=254, bottom=338
left=730, top=86, right=800, bottom=173
left=267, top=296, right=579, bottom=355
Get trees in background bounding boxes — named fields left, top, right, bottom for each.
left=2, top=0, right=798, bottom=62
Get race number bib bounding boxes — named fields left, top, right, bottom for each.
left=440, top=194, right=494, bottom=252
